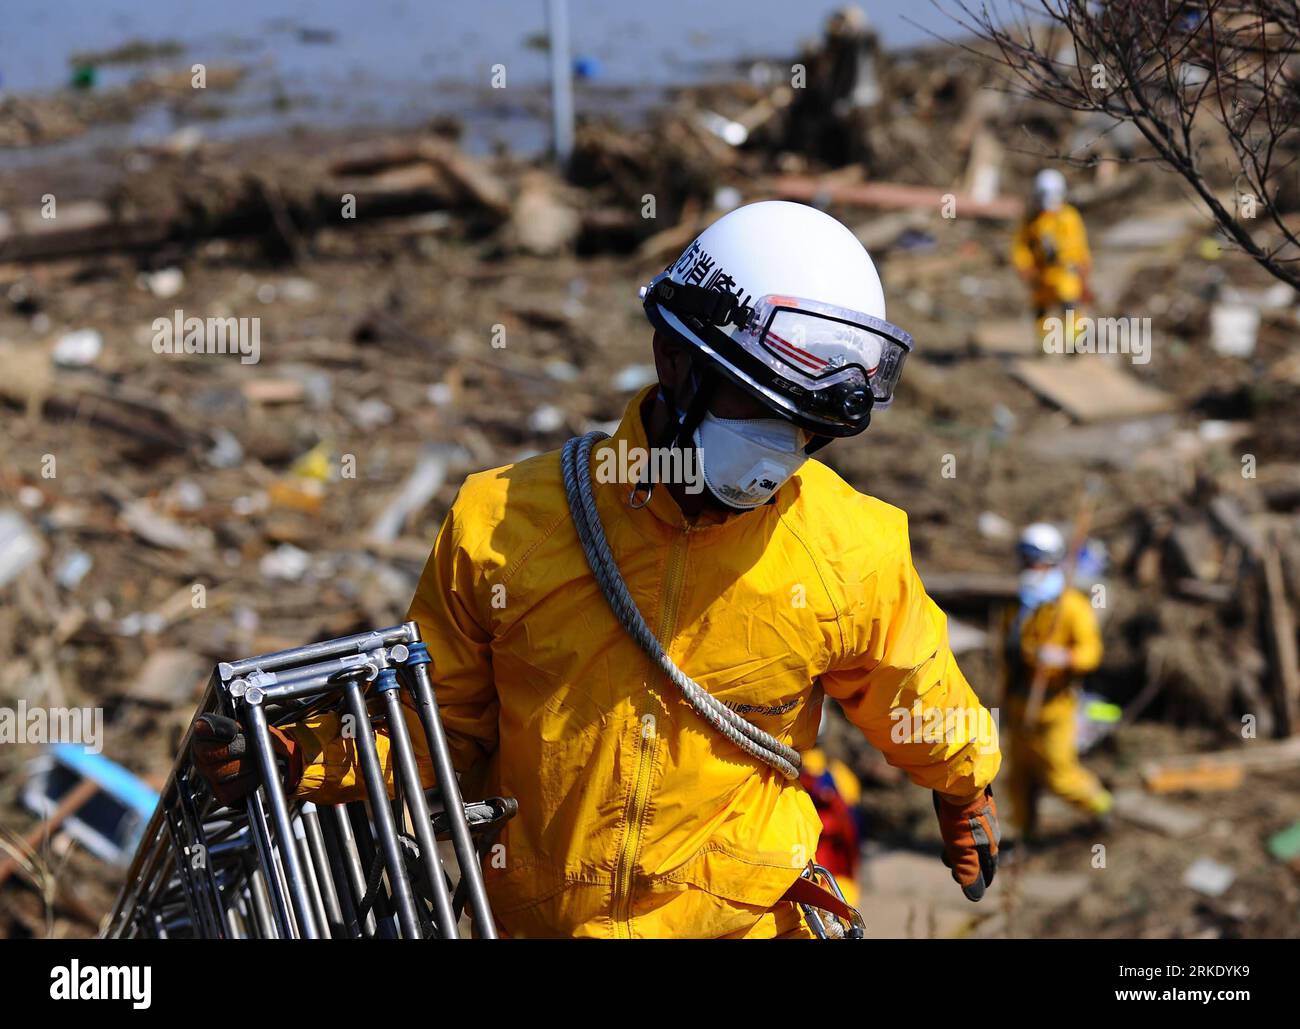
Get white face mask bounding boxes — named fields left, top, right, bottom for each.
left=1018, top=567, right=1065, bottom=608
left=692, top=413, right=808, bottom=509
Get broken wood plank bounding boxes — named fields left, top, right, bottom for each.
left=0, top=200, right=171, bottom=262
left=1208, top=495, right=1265, bottom=559
left=133, top=649, right=209, bottom=706
left=1009, top=358, right=1177, bottom=422
left=1140, top=736, right=1300, bottom=791
left=1175, top=578, right=1236, bottom=604
left=241, top=377, right=307, bottom=404
left=919, top=570, right=1020, bottom=603
left=416, top=140, right=511, bottom=220
left=970, top=318, right=1041, bottom=356
left=0, top=352, right=203, bottom=454
left=1262, top=538, right=1300, bottom=735
left=768, top=176, right=1023, bottom=220
left=1142, top=763, right=1245, bottom=794
left=946, top=616, right=989, bottom=655
left=1113, top=788, right=1206, bottom=837
left=0, top=777, right=99, bottom=888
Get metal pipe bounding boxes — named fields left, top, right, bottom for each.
left=301, top=803, right=346, bottom=937
left=323, top=804, right=372, bottom=937
left=246, top=786, right=292, bottom=938
left=176, top=768, right=227, bottom=937
left=245, top=697, right=320, bottom=938
left=247, top=859, right=277, bottom=939
left=347, top=789, right=395, bottom=937
left=341, top=677, right=422, bottom=938
left=378, top=676, right=459, bottom=937
left=160, top=803, right=206, bottom=937
left=294, top=814, right=332, bottom=939
left=402, top=643, right=496, bottom=937
left=354, top=801, right=397, bottom=935
left=546, top=0, right=575, bottom=166
left=221, top=625, right=413, bottom=679
left=243, top=652, right=380, bottom=700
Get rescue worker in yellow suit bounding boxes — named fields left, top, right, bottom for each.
left=193, top=201, right=1001, bottom=938
left=1011, top=169, right=1093, bottom=341
left=1003, top=523, right=1112, bottom=840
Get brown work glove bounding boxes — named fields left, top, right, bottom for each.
left=191, top=713, right=302, bottom=806
left=933, top=786, right=1000, bottom=902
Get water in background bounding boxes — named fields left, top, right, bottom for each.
left=2, top=0, right=957, bottom=155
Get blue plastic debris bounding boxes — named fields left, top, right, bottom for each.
left=21, top=744, right=159, bottom=866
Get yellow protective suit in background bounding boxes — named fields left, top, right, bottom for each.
left=1011, top=204, right=1091, bottom=315
left=288, top=385, right=1000, bottom=938
left=1003, top=588, right=1110, bottom=837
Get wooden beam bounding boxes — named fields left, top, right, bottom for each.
left=1262, top=537, right=1300, bottom=734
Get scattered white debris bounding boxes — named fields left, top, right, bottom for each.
left=163, top=126, right=204, bottom=155
left=55, top=550, right=93, bottom=589
left=714, top=186, right=742, bottom=211
left=141, top=267, right=184, bottom=298
left=0, top=510, right=44, bottom=588
left=613, top=364, right=658, bottom=392
left=366, top=445, right=455, bottom=544
left=347, top=396, right=395, bottom=430
left=53, top=328, right=103, bottom=367
left=978, top=511, right=1015, bottom=541
left=527, top=404, right=566, bottom=433
left=259, top=543, right=312, bottom=582
left=121, top=500, right=214, bottom=552
left=1210, top=304, right=1259, bottom=357
left=168, top=479, right=206, bottom=512
left=207, top=429, right=244, bottom=469
left=230, top=493, right=269, bottom=517
left=544, top=358, right=580, bottom=383
left=1183, top=857, right=1235, bottom=897
left=280, top=277, right=321, bottom=304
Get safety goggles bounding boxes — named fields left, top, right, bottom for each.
left=643, top=275, right=913, bottom=436
left=741, top=294, right=912, bottom=411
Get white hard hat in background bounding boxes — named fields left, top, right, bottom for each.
left=1018, top=522, right=1067, bottom=565
left=1033, top=168, right=1067, bottom=210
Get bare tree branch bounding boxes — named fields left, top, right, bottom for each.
left=940, top=0, right=1300, bottom=288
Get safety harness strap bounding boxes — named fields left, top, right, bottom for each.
left=780, top=873, right=860, bottom=924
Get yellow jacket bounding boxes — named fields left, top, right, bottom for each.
left=290, top=386, right=1000, bottom=938
left=1004, top=588, right=1102, bottom=696
left=1011, top=204, right=1091, bottom=307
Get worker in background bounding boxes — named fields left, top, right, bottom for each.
left=194, top=201, right=1001, bottom=938
left=1002, top=523, right=1112, bottom=841
left=799, top=709, right=865, bottom=907
left=1011, top=169, right=1093, bottom=340
left=788, top=6, right=886, bottom=169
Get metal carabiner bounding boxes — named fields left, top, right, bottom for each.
left=627, top=480, right=654, bottom=509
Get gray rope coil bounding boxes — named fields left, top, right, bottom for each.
left=561, top=431, right=801, bottom=780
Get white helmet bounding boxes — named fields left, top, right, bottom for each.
left=641, top=201, right=911, bottom=438
left=1033, top=168, right=1067, bottom=211
left=1017, top=522, right=1066, bottom=566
